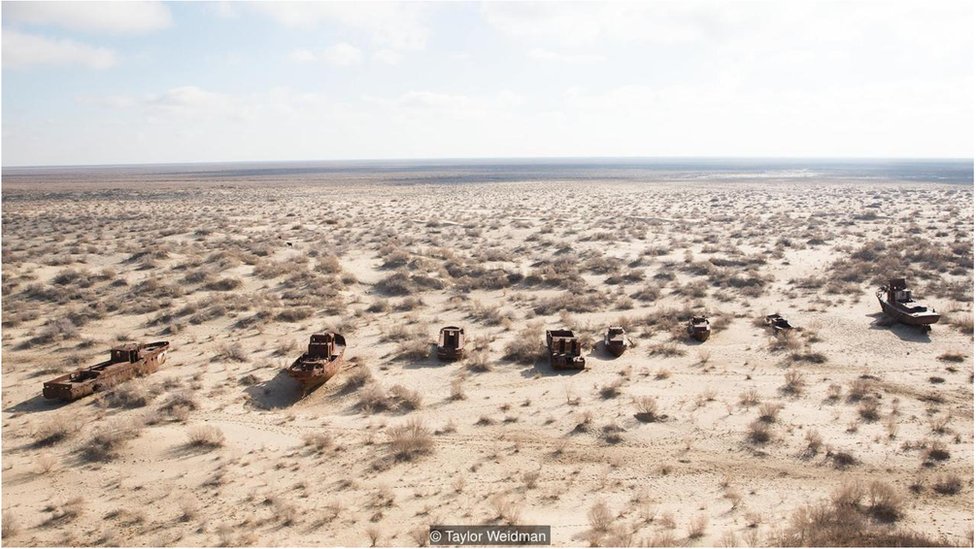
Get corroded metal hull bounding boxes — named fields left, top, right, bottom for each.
left=436, top=326, right=465, bottom=361
left=546, top=329, right=585, bottom=370
left=286, top=332, right=346, bottom=389
left=878, top=296, right=940, bottom=326
left=42, top=341, right=170, bottom=401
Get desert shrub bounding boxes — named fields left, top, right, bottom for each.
left=634, top=396, right=662, bottom=422
left=80, top=418, right=143, bottom=462
left=747, top=420, right=771, bottom=444
left=186, top=426, right=225, bottom=449
left=468, top=301, right=511, bottom=326
left=387, top=418, right=433, bottom=461
left=466, top=350, right=492, bottom=372
left=925, top=441, right=950, bottom=461
left=757, top=402, right=782, bottom=423
left=275, top=306, right=314, bottom=322
left=601, top=423, right=625, bottom=444
left=395, top=296, right=425, bottom=312
left=631, top=284, right=661, bottom=302
left=865, top=481, right=903, bottom=523
left=588, top=501, right=613, bottom=532
left=33, top=416, right=76, bottom=447
left=937, top=352, right=966, bottom=363
left=772, top=484, right=946, bottom=547
left=503, top=325, right=542, bottom=364
left=532, top=291, right=604, bottom=315
left=156, top=391, right=199, bottom=421
left=599, top=378, right=623, bottom=399
left=647, top=342, right=685, bottom=357
left=389, top=385, right=423, bottom=411
left=848, top=378, right=875, bottom=401
left=316, top=255, right=342, bottom=274
left=450, top=377, right=466, bottom=401
left=859, top=397, right=881, bottom=422
left=395, top=338, right=430, bottom=361
left=2, top=509, right=18, bottom=539
left=933, top=474, right=962, bottom=495
left=791, top=351, right=827, bottom=364
left=358, top=384, right=391, bottom=413
left=782, top=370, right=805, bottom=395
left=804, top=429, right=823, bottom=456
left=101, top=380, right=157, bottom=409
left=303, top=433, right=333, bottom=453
left=768, top=331, right=803, bottom=352
left=687, top=514, right=708, bottom=539
left=215, top=342, right=248, bottom=362
left=739, top=388, right=760, bottom=406
left=831, top=451, right=858, bottom=469
left=342, top=367, right=373, bottom=392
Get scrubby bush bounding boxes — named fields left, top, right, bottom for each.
left=387, top=418, right=433, bottom=461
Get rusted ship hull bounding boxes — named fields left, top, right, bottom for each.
left=436, top=348, right=464, bottom=361
left=604, top=340, right=627, bottom=357
left=286, top=332, right=346, bottom=390
left=546, top=329, right=585, bottom=370
left=878, top=297, right=940, bottom=326
left=286, top=356, right=342, bottom=388
left=876, top=278, right=939, bottom=328
left=687, top=317, right=711, bottom=342
left=765, top=314, right=793, bottom=333
left=42, top=341, right=169, bottom=401
left=436, top=326, right=465, bottom=361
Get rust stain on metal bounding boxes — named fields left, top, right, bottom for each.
left=603, top=326, right=631, bottom=357
left=546, top=329, right=585, bottom=370
left=42, top=341, right=170, bottom=401
left=436, top=326, right=465, bottom=361
left=687, top=316, right=711, bottom=342
left=286, top=332, right=346, bottom=390
left=877, top=277, right=940, bottom=329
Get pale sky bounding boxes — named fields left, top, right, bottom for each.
left=1, top=1, right=973, bottom=166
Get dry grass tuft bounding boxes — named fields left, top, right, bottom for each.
left=588, top=501, right=613, bottom=532
left=186, top=425, right=225, bottom=449
left=633, top=396, right=663, bottom=422
left=387, top=418, right=433, bottom=461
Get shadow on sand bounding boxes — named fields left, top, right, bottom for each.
left=866, top=312, right=931, bottom=343
left=3, top=393, right=70, bottom=415
left=401, top=345, right=446, bottom=369
left=244, top=370, right=305, bottom=409
left=519, top=359, right=586, bottom=378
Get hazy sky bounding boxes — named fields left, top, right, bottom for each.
left=2, top=1, right=973, bottom=166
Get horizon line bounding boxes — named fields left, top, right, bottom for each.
left=3, top=155, right=973, bottom=170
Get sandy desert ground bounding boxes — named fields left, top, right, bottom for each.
left=1, top=174, right=973, bottom=546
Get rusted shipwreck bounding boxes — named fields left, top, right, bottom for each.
left=877, top=278, right=940, bottom=328
left=603, top=326, right=631, bottom=357
left=765, top=314, right=794, bottom=333
left=546, top=329, right=585, bottom=370
left=286, top=332, right=346, bottom=390
left=436, top=326, right=465, bottom=361
left=687, top=316, right=711, bottom=342
left=42, top=341, right=170, bottom=401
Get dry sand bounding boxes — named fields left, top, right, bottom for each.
left=1, top=176, right=972, bottom=546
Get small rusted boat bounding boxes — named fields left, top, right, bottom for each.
left=687, top=316, right=711, bottom=342
left=286, top=332, right=346, bottom=389
left=765, top=314, right=793, bottom=333
left=546, top=329, right=585, bottom=370
left=877, top=278, right=940, bottom=328
left=43, top=341, right=170, bottom=401
left=436, top=326, right=465, bottom=361
left=603, top=326, right=630, bottom=357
